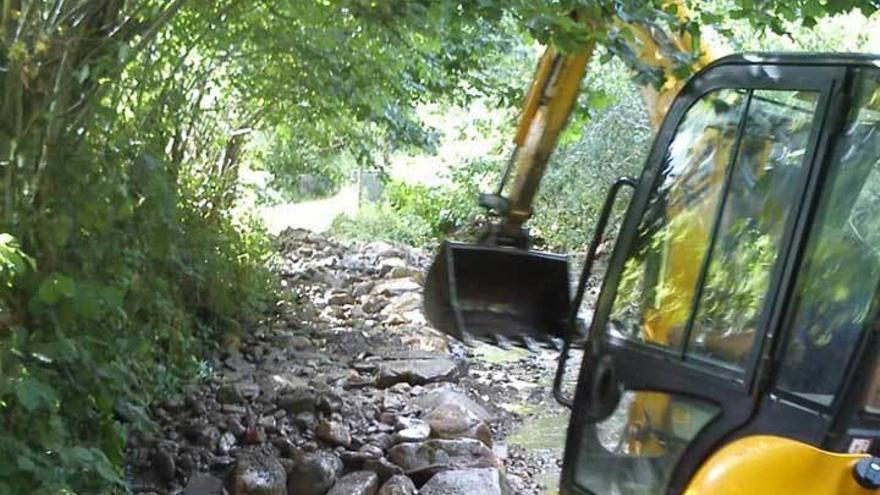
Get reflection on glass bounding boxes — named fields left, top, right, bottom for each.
left=610, top=90, right=748, bottom=350
left=778, top=72, right=880, bottom=406
left=687, top=91, right=819, bottom=368
left=574, top=391, right=719, bottom=495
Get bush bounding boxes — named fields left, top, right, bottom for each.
left=330, top=203, right=435, bottom=246
left=0, top=159, right=275, bottom=493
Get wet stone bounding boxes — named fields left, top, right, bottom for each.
left=370, top=279, right=420, bottom=297
left=278, top=388, right=317, bottom=414
left=219, top=431, right=237, bottom=455
left=196, top=426, right=222, bottom=451
left=392, top=418, right=430, bottom=444
left=377, top=475, right=416, bottom=495
left=154, top=445, right=176, bottom=483
left=230, top=449, right=287, bottom=495
left=362, top=457, right=405, bottom=481
left=182, top=473, right=224, bottom=495
left=413, top=388, right=494, bottom=422
left=288, top=451, right=343, bottom=495
left=376, top=358, right=459, bottom=388
left=425, top=403, right=492, bottom=447
left=386, top=438, right=500, bottom=476
left=420, top=468, right=512, bottom=495
left=327, top=471, right=379, bottom=495
left=317, top=420, right=351, bottom=448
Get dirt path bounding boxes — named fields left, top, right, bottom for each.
left=261, top=186, right=358, bottom=235
left=127, top=229, right=569, bottom=495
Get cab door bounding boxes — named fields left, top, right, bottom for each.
left=559, top=60, right=846, bottom=495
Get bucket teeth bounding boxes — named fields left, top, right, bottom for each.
left=493, top=334, right=512, bottom=349
left=522, top=336, right=541, bottom=352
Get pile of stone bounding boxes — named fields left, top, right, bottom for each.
left=127, top=229, right=514, bottom=495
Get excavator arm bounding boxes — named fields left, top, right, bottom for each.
left=423, top=4, right=716, bottom=346
left=494, top=6, right=713, bottom=243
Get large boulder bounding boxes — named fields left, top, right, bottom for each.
left=413, top=388, right=494, bottom=422
left=386, top=439, right=500, bottom=478
left=326, top=471, right=379, bottom=495
left=392, top=418, right=430, bottom=444
left=288, top=451, right=344, bottom=495
left=230, top=449, right=287, bottom=495
left=277, top=387, right=317, bottom=414
left=376, top=358, right=459, bottom=388
left=183, top=473, right=224, bottom=495
left=420, top=468, right=512, bottom=495
left=425, top=403, right=492, bottom=447
left=316, top=420, right=351, bottom=448
left=377, top=475, right=416, bottom=495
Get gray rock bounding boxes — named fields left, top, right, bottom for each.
left=317, top=390, right=343, bottom=413
left=183, top=473, right=224, bottom=495
left=328, top=292, right=355, bottom=306
left=219, top=381, right=259, bottom=404
left=377, top=475, right=416, bottom=495
left=294, top=411, right=319, bottom=431
left=380, top=293, right=421, bottom=318
left=386, top=266, right=416, bottom=279
left=376, top=358, right=459, bottom=388
left=425, top=403, right=492, bottom=447
left=278, top=388, right=316, bottom=414
left=363, top=457, right=405, bottom=481
left=386, top=439, right=500, bottom=476
left=317, top=420, right=351, bottom=448
left=288, top=451, right=343, bottom=495
left=230, top=449, right=287, bottom=495
left=197, top=426, right=222, bottom=451
left=154, top=445, right=176, bottom=483
left=413, top=389, right=493, bottom=422
left=327, top=471, right=379, bottom=495
left=266, top=373, right=310, bottom=393
left=228, top=417, right=248, bottom=437
left=361, top=298, right=387, bottom=314
left=420, top=468, right=511, bottom=495
left=289, top=336, right=313, bottom=351
left=378, top=257, right=407, bottom=275
left=392, top=418, right=430, bottom=444
left=352, top=281, right=374, bottom=297
left=370, top=279, right=419, bottom=297
left=219, top=431, right=237, bottom=455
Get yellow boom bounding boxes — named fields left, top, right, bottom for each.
left=502, top=4, right=714, bottom=236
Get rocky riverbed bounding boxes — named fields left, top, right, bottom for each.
left=127, top=228, right=575, bottom=495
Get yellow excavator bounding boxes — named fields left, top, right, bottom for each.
left=422, top=10, right=880, bottom=495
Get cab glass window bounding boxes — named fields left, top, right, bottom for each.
left=609, top=89, right=748, bottom=350
left=777, top=72, right=880, bottom=406
left=686, top=90, right=818, bottom=368
left=574, top=391, right=719, bottom=495
left=610, top=88, right=820, bottom=372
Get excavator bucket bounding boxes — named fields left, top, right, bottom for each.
left=423, top=241, right=571, bottom=346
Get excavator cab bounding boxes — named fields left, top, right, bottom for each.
left=425, top=54, right=880, bottom=494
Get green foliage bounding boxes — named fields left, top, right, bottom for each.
left=530, top=59, right=651, bottom=251
left=330, top=156, right=498, bottom=247
left=0, top=2, right=275, bottom=493
left=386, top=181, right=482, bottom=240
left=330, top=203, right=435, bottom=247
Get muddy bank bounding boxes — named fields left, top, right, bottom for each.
left=127, top=229, right=571, bottom=494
